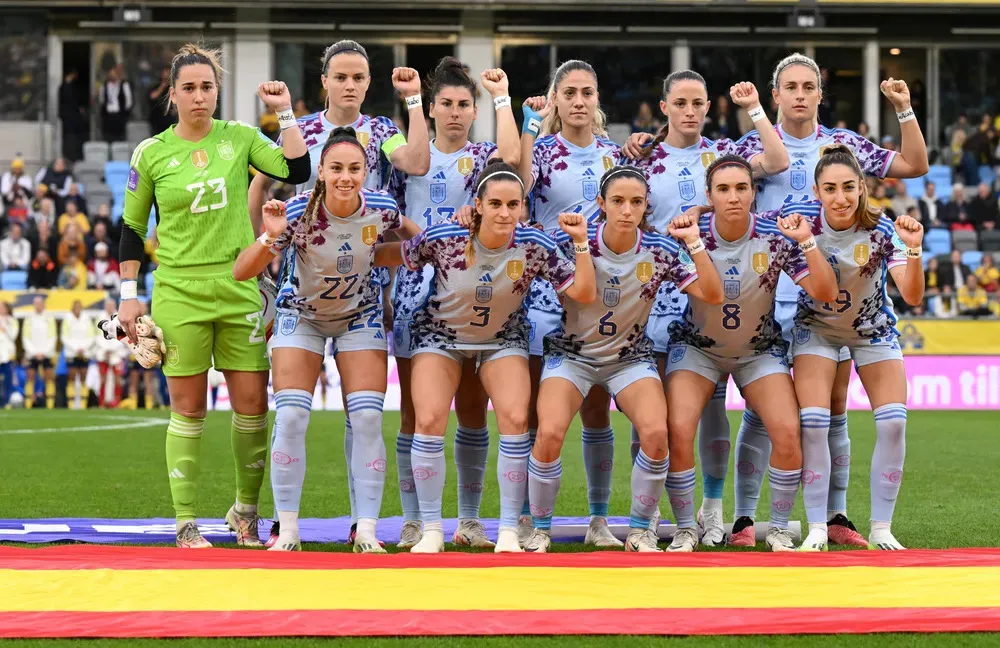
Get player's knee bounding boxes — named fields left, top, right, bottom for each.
left=495, top=407, right=529, bottom=436
left=414, top=408, right=448, bottom=437
left=454, top=400, right=488, bottom=430
left=830, top=388, right=849, bottom=415
left=534, top=424, right=567, bottom=459
left=636, top=422, right=669, bottom=459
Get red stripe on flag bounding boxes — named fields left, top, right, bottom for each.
left=2, top=607, right=999, bottom=638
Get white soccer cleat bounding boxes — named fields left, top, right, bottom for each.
left=666, top=527, right=699, bottom=553
left=868, top=528, right=906, bottom=551
left=267, top=534, right=301, bottom=551
left=584, top=517, right=624, bottom=548
left=397, top=520, right=423, bottom=550
left=625, top=529, right=662, bottom=553
left=225, top=504, right=263, bottom=547
left=410, top=528, right=445, bottom=554
left=765, top=526, right=796, bottom=552
left=517, top=514, right=534, bottom=547
left=453, top=519, right=496, bottom=549
left=176, top=521, right=213, bottom=549
left=648, top=507, right=661, bottom=538
left=353, top=535, right=387, bottom=554
left=494, top=526, right=523, bottom=553
left=697, top=505, right=727, bottom=547
left=522, top=529, right=552, bottom=553
left=797, top=528, right=830, bottom=552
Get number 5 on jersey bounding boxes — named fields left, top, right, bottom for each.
left=187, top=177, right=228, bottom=214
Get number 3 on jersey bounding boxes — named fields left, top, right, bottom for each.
left=187, top=177, right=228, bottom=214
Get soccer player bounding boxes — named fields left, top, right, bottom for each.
left=516, top=59, right=623, bottom=547
left=388, top=57, right=520, bottom=549
left=621, top=71, right=789, bottom=545
left=234, top=126, right=421, bottom=552
left=22, top=296, right=56, bottom=409
left=61, top=299, right=94, bottom=410
left=375, top=159, right=596, bottom=553
left=0, top=301, right=19, bottom=406
left=663, top=155, right=838, bottom=552
left=729, top=54, right=928, bottom=547
left=525, top=166, right=723, bottom=553
left=118, top=44, right=310, bottom=548
left=790, top=145, right=924, bottom=551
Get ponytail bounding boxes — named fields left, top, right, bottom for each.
left=540, top=60, right=608, bottom=138
left=302, top=126, right=366, bottom=233
left=643, top=69, right=708, bottom=160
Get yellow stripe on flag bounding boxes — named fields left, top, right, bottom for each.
left=3, top=567, right=1000, bottom=612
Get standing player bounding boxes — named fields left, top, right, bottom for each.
left=118, top=44, right=310, bottom=548
left=0, top=302, right=19, bottom=406
left=516, top=59, right=623, bottom=547
left=525, top=166, right=723, bottom=553
left=621, top=71, right=789, bottom=545
left=791, top=145, right=924, bottom=551
left=375, top=159, right=596, bottom=553
left=22, top=296, right=56, bottom=409
left=388, top=58, right=520, bottom=549
left=663, top=155, right=838, bottom=552
left=234, top=126, right=421, bottom=552
left=729, top=54, right=928, bottom=547
left=61, top=299, right=94, bottom=410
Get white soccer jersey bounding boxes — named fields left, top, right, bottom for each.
left=401, top=223, right=576, bottom=349
left=61, top=313, right=95, bottom=358
left=274, top=188, right=400, bottom=322
left=670, top=210, right=811, bottom=358
left=548, top=222, right=697, bottom=365
left=530, top=133, right=620, bottom=231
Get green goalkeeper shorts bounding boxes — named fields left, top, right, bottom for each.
left=151, top=261, right=270, bottom=377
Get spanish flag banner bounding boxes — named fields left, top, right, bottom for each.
left=1, top=546, right=999, bottom=637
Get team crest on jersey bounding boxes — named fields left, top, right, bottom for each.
left=280, top=314, right=298, bottom=336
left=546, top=355, right=564, bottom=370
left=854, top=243, right=871, bottom=266
left=165, top=344, right=179, bottom=367
left=190, top=149, right=209, bottom=169
left=603, top=287, right=620, bottom=307
left=669, top=346, right=686, bottom=364
left=724, top=280, right=741, bottom=300
left=457, top=156, right=474, bottom=176
left=752, top=252, right=769, bottom=274
left=430, top=183, right=447, bottom=204
left=602, top=156, right=615, bottom=171
left=337, top=255, right=353, bottom=274
left=356, top=131, right=371, bottom=150
left=795, top=327, right=811, bottom=345
left=790, top=169, right=807, bottom=190
left=361, top=225, right=378, bottom=246
left=582, top=180, right=599, bottom=201
left=636, top=262, right=653, bottom=284
left=678, top=180, right=696, bottom=202
left=506, top=259, right=524, bottom=281
left=476, top=286, right=493, bottom=303
left=217, top=140, right=235, bottom=161
left=701, top=152, right=717, bottom=168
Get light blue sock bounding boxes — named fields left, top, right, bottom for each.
left=498, top=433, right=531, bottom=529
left=630, top=425, right=640, bottom=465
left=582, top=426, right=614, bottom=517
left=344, top=417, right=356, bottom=524
left=630, top=449, right=668, bottom=529
left=410, top=434, right=445, bottom=524
left=346, top=391, right=386, bottom=522
left=521, top=428, right=537, bottom=516
left=871, top=404, right=907, bottom=523
left=827, top=413, right=850, bottom=518
left=698, top=381, right=731, bottom=499
left=800, top=406, right=832, bottom=525
left=455, top=425, right=490, bottom=520
left=768, top=466, right=801, bottom=529
left=395, top=431, right=420, bottom=522
left=270, top=389, right=312, bottom=513
left=665, top=468, right=697, bottom=528
left=528, top=454, right=561, bottom=531
left=734, top=408, right=770, bottom=519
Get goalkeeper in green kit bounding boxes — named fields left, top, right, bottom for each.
left=118, top=44, right=310, bottom=548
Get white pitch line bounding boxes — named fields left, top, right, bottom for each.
left=2, top=415, right=169, bottom=435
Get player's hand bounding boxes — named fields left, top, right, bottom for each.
left=452, top=205, right=476, bottom=229
left=778, top=213, right=814, bottom=244
left=894, top=213, right=924, bottom=248
left=523, top=95, right=551, bottom=118
left=117, top=298, right=146, bottom=345
left=880, top=78, right=911, bottom=112
left=480, top=68, right=509, bottom=98
left=257, top=81, right=292, bottom=111
left=262, top=199, right=288, bottom=238
left=667, top=215, right=701, bottom=245
left=392, top=67, right=422, bottom=99
left=558, top=212, right=588, bottom=244
left=623, top=132, right=654, bottom=160
left=730, top=81, right=761, bottom=111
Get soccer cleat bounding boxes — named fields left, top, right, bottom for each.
left=728, top=516, right=757, bottom=547
left=697, top=505, right=727, bottom=547
left=348, top=523, right=385, bottom=549
left=397, top=520, right=423, bottom=550
left=225, top=505, right=263, bottom=547
left=868, top=528, right=906, bottom=550
left=584, top=517, right=624, bottom=548
left=494, top=527, right=523, bottom=553
left=410, top=528, right=445, bottom=554
left=517, top=514, right=534, bottom=547
left=797, top=528, right=830, bottom=552
left=828, top=514, right=868, bottom=547
left=453, top=519, right=496, bottom=549
left=765, top=526, right=796, bottom=552
left=267, top=534, right=301, bottom=551
left=522, top=529, right=552, bottom=553
left=625, top=529, right=662, bottom=552
left=265, top=520, right=280, bottom=548
left=353, top=536, right=387, bottom=554
left=176, top=521, right=213, bottom=549
left=648, top=507, right=661, bottom=538
left=666, top=527, right=699, bottom=553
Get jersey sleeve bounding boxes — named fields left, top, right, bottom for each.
left=401, top=227, right=434, bottom=271
left=374, top=116, right=407, bottom=159
left=838, top=130, right=896, bottom=179
left=273, top=194, right=309, bottom=252
left=531, top=143, right=545, bottom=187
left=123, top=139, right=158, bottom=237
left=781, top=238, right=811, bottom=284
left=734, top=130, right=764, bottom=160
left=886, top=223, right=908, bottom=270
left=539, top=242, right=576, bottom=294
left=388, top=168, right=408, bottom=214
left=242, top=122, right=291, bottom=178
left=474, top=141, right=499, bottom=170
left=666, top=241, right=699, bottom=291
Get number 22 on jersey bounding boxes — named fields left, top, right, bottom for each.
left=187, top=177, right=228, bottom=214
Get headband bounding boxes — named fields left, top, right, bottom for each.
left=599, top=167, right=647, bottom=196
left=327, top=43, right=368, bottom=61
left=477, top=170, right=524, bottom=193
left=709, top=160, right=751, bottom=179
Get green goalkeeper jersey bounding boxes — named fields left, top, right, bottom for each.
left=124, top=119, right=290, bottom=268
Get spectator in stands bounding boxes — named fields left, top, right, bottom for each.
left=925, top=256, right=941, bottom=297
left=57, top=248, right=87, bottom=289
left=946, top=113, right=974, bottom=144
left=259, top=105, right=280, bottom=141
left=35, top=158, right=73, bottom=207
left=31, top=197, right=56, bottom=231
left=87, top=220, right=116, bottom=260
left=29, top=217, right=58, bottom=264
left=91, top=203, right=117, bottom=240
left=58, top=69, right=88, bottom=161
left=942, top=183, right=973, bottom=231
left=87, top=242, right=120, bottom=291
left=0, top=301, right=17, bottom=406
left=1, top=158, right=32, bottom=208
left=22, top=296, right=57, bottom=408
left=857, top=121, right=876, bottom=144
left=707, top=95, right=740, bottom=140
left=27, top=249, right=57, bottom=289
left=961, top=125, right=995, bottom=186
left=891, top=181, right=918, bottom=219
left=918, top=181, right=945, bottom=228
left=631, top=101, right=661, bottom=136
left=941, top=248, right=973, bottom=292
left=0, top=222, right=30, bottom=271
left=958, top=273, right=991, bottom=317
left=932, top=285, right=959, bottom=318
left=3, top=195, right=29, bottom=230
left=148, top=67, right=176, bottom=136
left=975, top=253, right=1000, bottom=292
left=58, top=223, right=87, bottom=266
left=58, top=201, right=90, bottom=236
left=62, top=299, right=94, bottom=410
left=98, top=63, right=133, bottom=143
left=947, top=128, right=967, bottom=177
left=871, top=181, right=894, bottom=215
left=293, top=99, right=309, bottom=118
left=31, top=184, right=48, bottom=213
left=969, top=183, right=999, bottom=231
left=63, top=183, right=87, bottom=217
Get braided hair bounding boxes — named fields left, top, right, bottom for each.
left=643, top=70, right=707, bottom=160
left=300, top=127, right=366, bottom=232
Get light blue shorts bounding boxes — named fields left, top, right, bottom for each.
left=665, top=344, right=789, bottom=389
left=541, top=355, right=660, bottom=399
left=271, top=309, right=386, bottom=357
left=791, top=327, right=903, bottom=368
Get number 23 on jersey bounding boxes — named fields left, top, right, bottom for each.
left=187, top=177, right=228, bottom=214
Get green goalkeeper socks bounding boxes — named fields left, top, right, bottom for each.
left=166, top=413, right=206, bottom=523
left=232, top=412, right=269, bottom=507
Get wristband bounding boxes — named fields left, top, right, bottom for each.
left=277, top=108, right=296, bottom=131
left=906, top=246, right=922, bottom=259
left=522, top=104, right=542, bottom=136
left=896, top=108, right=916, bottom=124
left=686, top=238, right=706, bottom=255
left=258, top=232, right=278, bottom=248
left=120, top=280, right=138, bottom=301
left=799, top=236, right=818, bottom=253
left=494, top=95, right=512, bottom=111
left=574, top=242, right=590, bottom=254
left=747, top=105, right=767, bottom=123
left=404, top=94, right=422, bottom=110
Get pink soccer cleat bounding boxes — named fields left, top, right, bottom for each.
left=728, top=516, right=757, bottom=547
left=828, top=514, right=868, bottom=547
